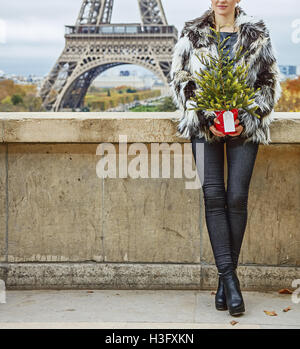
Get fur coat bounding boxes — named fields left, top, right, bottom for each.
left=169, top=5, right=282, bottom=145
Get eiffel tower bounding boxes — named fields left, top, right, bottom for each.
left=39, top=0, right=178, bottom=111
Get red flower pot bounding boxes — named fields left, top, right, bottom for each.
left=214, top=108, right=238, bottom=135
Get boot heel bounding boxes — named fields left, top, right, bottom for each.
left=229, top=303, right=245, bottom=316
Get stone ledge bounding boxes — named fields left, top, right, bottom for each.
left=1, top=112, right=299, bottom=143
left=0, top=263, right=298, bottom=291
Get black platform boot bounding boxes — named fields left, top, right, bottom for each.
left=215, top=276, right=227, bottom=311
left=219, top=269, right=245, bottom=316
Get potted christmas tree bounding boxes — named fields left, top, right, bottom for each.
left=187, top=25, right=261, bottom=135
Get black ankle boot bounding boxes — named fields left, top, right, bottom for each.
left=215, top=276, right=227, bottom=311
left=219, top=269, right=245, bottom=316
left=215, top=267, right=238, bottom=311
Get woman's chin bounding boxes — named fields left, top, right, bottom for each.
left=215, top=10, right=230, bottom=15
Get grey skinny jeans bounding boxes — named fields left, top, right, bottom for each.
left=191, top=134, right=259, bottom=273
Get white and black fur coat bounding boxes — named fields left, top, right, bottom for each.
left=169, top=5, right=282, bottom=145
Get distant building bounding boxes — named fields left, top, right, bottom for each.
left=120, top=70, right=130, bottom=77
left=279, top=65, right=298, bottom=79
left=0, top=72, right=45, bottom=88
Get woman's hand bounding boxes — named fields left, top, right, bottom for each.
left=209, top=118, right=244, bottom=137
left=209, top=117, right=225, bottom=137
left=227, top=118, right=243, bottom=137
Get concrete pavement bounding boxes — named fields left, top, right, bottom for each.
left=0, top=289, right=299, bottom=329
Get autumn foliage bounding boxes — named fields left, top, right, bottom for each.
left=275, top=75, right=300, bottom=112
left=84, top=86, right=161, bottom=111
left=0, top=79, right=43, bottom=112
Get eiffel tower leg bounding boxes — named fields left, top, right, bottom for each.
left=40, top=58, right=77, bottom=111
left=60, top=69, right=96, bottom=110
left=158, top=61, right=172, bottom=83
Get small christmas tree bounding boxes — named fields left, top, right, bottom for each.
left=187, top=25, right=261, bottom=119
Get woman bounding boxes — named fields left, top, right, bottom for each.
left=169, top=0, right=282, bottom=316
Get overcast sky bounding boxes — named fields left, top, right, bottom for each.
left=0, top=0, right=299, bottom=76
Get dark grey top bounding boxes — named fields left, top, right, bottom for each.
left=218, top=31, right=238, bottom=62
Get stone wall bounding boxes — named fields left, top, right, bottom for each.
left=0, top=112, right=299, bottom=290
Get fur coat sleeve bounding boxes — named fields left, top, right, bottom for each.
left=169, top=6, right=282, bottom=145
left=169, top=33, right=217, bottom=141
left=237, top=25, right=282, bottom=144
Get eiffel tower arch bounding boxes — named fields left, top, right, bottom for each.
left=39, top=0, right=178, bottom=111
